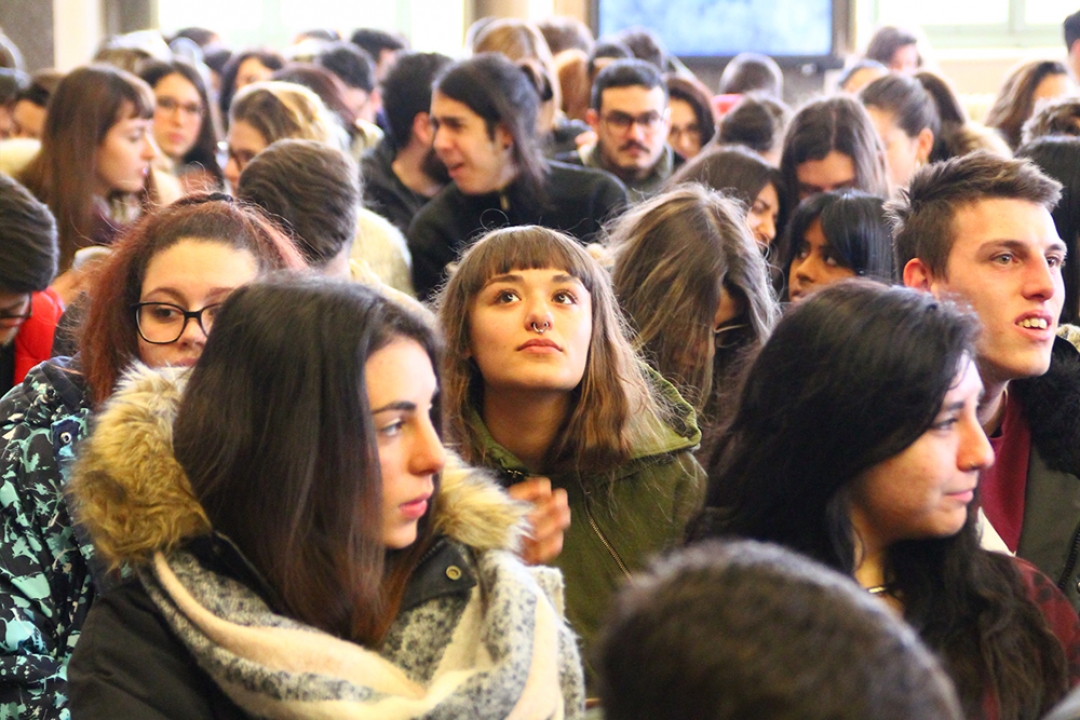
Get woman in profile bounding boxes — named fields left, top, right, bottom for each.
left=693, top=281, right=1080, bottom=720
left=66, top=277, right=583, bottom=719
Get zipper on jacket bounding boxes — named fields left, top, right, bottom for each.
left=1057, top=522, right=1080, bottom=596
left=580, top=493, right=632, bottom=581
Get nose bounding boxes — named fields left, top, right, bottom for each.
left=142, top=134, right=157, bottom=161
left=1023, top=255, right=1059, bottom=302
left=792, top=256, right=816, bottom=286
left=411, top=414, right=447, bottom=477
left=176, top=314, right=209, bottom=350
left=524, top=296, right=554, bottom=331
left=959, top=417, right=994, bottom=474
left=432, top=125, right=451, bottom=156
left=760, top=214, right=777, bottom=244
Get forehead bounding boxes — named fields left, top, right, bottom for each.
left=154, top=72, right=199, bottom=98
left=431, top=92, right=483, bottom=123
left=599, top=84, right=666, bottom=114
left=228, top=120, right=268, bottom=153
left=947, top=197, right=1061, bottom=263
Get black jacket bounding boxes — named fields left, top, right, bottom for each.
left=406, top=161, right=627, bottom=300
left=360, top=139, right=436, bottom=235
left=67, top=534, right=477, bottom=720
left=1012, top=336, right=1080, bottom=610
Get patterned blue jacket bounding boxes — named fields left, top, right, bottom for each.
left=0, top=358, right=93, bottom=720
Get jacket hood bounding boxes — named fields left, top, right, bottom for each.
left=69, top=363, right=528, bottom=570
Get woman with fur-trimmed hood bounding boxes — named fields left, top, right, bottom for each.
left=65, top=277, right=584, bottom=719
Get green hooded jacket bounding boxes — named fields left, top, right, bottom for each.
left=467, top=372, right=706, bottom=684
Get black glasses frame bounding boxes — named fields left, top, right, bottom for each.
left=132, top=301, right=219, bottom=344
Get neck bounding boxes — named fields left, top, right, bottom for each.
left=482, top=386, right=570, bottom=474
left=978, top=377, right=1010, bottom=436
left=850, top=507, right=887, bottom=590
left=392, top=140, right=445, bottom=198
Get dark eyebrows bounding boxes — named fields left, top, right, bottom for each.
left=371, top=401, right=417, bottom=414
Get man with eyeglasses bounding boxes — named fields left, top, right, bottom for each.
left=559, top=59, right=679, bottom=201
left=0, top=174, right=59, bottom=397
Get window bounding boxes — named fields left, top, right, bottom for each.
left=869, top=0, right=1068, bottom=50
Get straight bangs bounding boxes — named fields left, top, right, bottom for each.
left=119, top=78, right=156, bottom=122
left=454, top=225, right=597, bottom=298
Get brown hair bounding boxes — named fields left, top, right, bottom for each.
left=780, top=95, right=889, bottom=207
left=888, top=151, right=1061, bottom=276
left=229, top=80, right=344, bottom=148
left=473, top=18, right=562, bottom=133
left=437, top=226, right=661, bottom=475
left=985, top=60, right=1069, bottom=151
left=78, top=194, right=306, bottom=406
left=18, top=64, right=156, bottom=271
left=174, top=277, right=439, bottom=645
left=609, top=185, right=777, bottom=420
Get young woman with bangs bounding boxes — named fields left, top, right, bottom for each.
left=18, top=65, right=173, bottom=302
left=66, top=277, right=584, bottom=719
left=693, top=281, right=1080, bottom=720
left=782, top=189, right=894, bottom=303
left=0, top=196, right=304, bottom=718
left=138, top=59, right=223, bottom=195
left=436, top=226, right=705, bottom=681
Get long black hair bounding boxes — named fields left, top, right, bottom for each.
left=138, top=59, right=223, bottom=185
left=694, top=281, right=1069, bottom=720
left=174, top=276, right=441, bottom=646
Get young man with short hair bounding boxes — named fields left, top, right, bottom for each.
left=559, top=59, right=677, bottom=200
left=894, top=151, right=1080, bottom=607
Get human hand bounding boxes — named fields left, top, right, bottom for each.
left=507, top=477, right=571, bottom=565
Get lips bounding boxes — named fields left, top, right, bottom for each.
left=1014, top=310, right=1055, bottom=338
left=399, top=494, right=431, bottom=520
left=517, top=338, right=562, bottom=351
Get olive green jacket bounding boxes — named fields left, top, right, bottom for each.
left=467, top=375, right=706, bottom=678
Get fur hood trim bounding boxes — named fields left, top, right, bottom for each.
left=69, top=363, right=527, bottom=570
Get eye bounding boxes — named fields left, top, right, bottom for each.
left=202, top=304, right=223, bottom=323
left=1048, top=253, right=1066, bottom=269
left=553, top=289, right=577, bottom=305
left=493, top=289, right=520, bottom=303
left=992, top=253, right=1014, bottom=265
left=823, top=253, right=841, bottom=268
left=931, top=415, right=960, bottom=431
left=148, top=304, right=183, bottom=322
left=795, top=243, right=811, bottom=260
left=378, top=419, right=405, bottom=438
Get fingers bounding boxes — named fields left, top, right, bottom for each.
left=516, top=484, right=571, bottom=565
left=507, top=477, right=552, bottom=504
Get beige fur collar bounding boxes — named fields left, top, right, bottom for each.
left=69, top=363, right=527, bottom=570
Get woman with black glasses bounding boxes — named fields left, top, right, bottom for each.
left=0, top=195, right=303, bottom=719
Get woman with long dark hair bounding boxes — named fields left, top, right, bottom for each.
left=693, top=281, right=1080, bottom=720
left=780, top=95, right=889, bottom=207
left=0, top=196, right=304, bottom=718
left=66, top=277, right=584, bottom=718
left=138, top=59, right=223, bottom=194
left=860, top=73, right=939, bottom=193
left=986, top=60, right=1071, bottom=151
left=782, top=189, right=893, bottom=302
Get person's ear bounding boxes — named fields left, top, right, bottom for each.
left=495, top=123, right=512, bottom=152
left=586, top=108, right=599, bottom=132
left=413, top=111, right=434, bottom=145
left=916, top=127, right=934, bottom=165
left=903, top=257, right=934, bottom=292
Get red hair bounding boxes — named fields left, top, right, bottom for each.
left=78, top=195, right=306, bottom=405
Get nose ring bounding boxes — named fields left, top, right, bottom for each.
left=531, top=321, right=549, bottom=334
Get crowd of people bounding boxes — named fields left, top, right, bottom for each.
left=1, top=10, right=1080, bottom=720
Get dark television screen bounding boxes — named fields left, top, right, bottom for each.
left=596, top=0, right=834, bottom=59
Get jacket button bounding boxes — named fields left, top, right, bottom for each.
left=446, top=566, right=462, bottom=581
left=59, top=432, right=72, bottom=445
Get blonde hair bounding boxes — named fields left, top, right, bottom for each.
left=437, top=226, right=665, bottom=475
left=229, top=80, right=347, bottom=151
left=473, top=19, right=561, bottom=133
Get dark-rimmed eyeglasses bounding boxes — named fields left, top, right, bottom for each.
left=0, top=294, right=32, bottom=327
left=133, top=302, right=220, bottom=344
left=156, top=96, right=204, bottom=119
left=602, top=111, right=665, bottom=134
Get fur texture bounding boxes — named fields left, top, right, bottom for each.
left=69, top=363, right=529, bottom=569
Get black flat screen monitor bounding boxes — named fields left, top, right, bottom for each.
left=594, top=0, right=847, bottom=66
